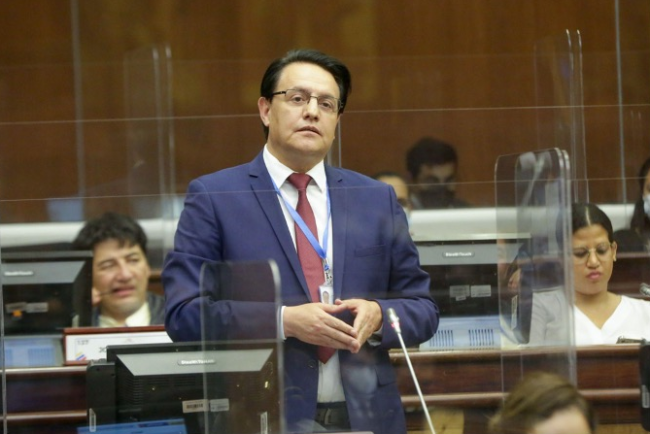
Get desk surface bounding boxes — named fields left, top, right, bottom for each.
left=391, top=345, right=643, bottom=431
left=2, top=345, right=644, bottom=433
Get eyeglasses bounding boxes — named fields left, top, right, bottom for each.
left=271, top=88, right=342, bottom=114
left=572, top=242, right=613, bottom=264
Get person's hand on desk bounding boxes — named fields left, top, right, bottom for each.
left=284, top=303, right=360, bottom=352
left=334, top=298, right=382, bottom=351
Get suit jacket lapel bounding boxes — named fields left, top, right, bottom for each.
left=248, top=152, right=311, bottom=299
left=326, top=166, right=347, bottom=299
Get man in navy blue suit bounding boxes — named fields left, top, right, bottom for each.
left=162, top=49, right=438, bottom=434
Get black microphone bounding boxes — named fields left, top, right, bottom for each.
left=387, top=308, right=436, bottom=434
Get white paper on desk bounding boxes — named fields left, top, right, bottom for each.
left=65, top=331, right=172, bottom=363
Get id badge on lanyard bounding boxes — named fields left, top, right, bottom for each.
left=319, top=259, right=334, bottom=304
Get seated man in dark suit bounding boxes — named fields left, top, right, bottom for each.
left=72, top=212, right=164, bottom=327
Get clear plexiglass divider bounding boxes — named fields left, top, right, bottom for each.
left=0, top=186, right=644, bottom=433
left=0, top=194, right=180, bottom=434
left=495, top=148, right=577, bottom=389
left=197, top=259, right=284, bottom=434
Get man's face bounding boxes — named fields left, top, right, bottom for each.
left=416, top=162, right=457, bottom=189
left=258, top=62, right=341, bottom=172
left=92, top=239, right=151, bottom=322
left=414, top=162, right=457, bottom=208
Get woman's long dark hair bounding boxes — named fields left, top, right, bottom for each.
left=630, top=158, right=650, bottom=236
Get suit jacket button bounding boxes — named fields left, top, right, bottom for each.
left=308, top=359, right=317, bottom=369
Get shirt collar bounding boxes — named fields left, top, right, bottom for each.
left=98, top=301, right=151, bottom=328
left=263, top=145, right=327, bottom=191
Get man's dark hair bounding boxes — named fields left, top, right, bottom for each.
left=260, top=48, right=352, bottom=138
left=72, top=212, right=148, bottom=254
left=406, top=137, right=458, bottom=180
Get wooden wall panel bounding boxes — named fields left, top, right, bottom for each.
left=0, top=0, right=648, bottom=222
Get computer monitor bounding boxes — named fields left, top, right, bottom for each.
left=86, top=340, right=282, bottom=434
left=0, top=250, right=93, bottom=334
left=416, top=238, right=524, bottom=350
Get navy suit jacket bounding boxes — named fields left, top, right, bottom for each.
left=162, top=152, right=438, bottom=434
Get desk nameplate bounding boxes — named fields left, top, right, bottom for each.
left=63, top=326, right=171, bottom=364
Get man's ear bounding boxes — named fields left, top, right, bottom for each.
left=144, top=261, right=152, bottom=281
left=258, top=97, right=271, bottom=127
left=91, top=287, right=101, bottom=306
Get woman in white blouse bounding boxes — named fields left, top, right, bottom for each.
left=571, top=202, right=650, bottom=345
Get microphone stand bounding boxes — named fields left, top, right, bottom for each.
left=388, top=308, right=436, bottom=434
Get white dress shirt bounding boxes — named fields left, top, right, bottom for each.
left=574, top=295, right=650, bottom=345
left=98, top=302, right=151, bottom=328
left=263, top=145, right=346, bottom=403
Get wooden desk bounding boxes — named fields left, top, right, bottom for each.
left=4, top=365, right=87, bottom=433
left=2, top=345, right=644, bottom=433
left=149, top=268, right=164, bottom=296
left=392, top=345, right=644, bottom=433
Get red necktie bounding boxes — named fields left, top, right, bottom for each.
left=288, top=173, right=335, bottom=363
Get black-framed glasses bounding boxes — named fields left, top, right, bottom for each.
left=572, top=242, right=614, bottom=264
left=271, top=88, right=342, bottom=114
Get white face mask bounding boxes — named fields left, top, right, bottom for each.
left=644, top=195, right=650, bottom=217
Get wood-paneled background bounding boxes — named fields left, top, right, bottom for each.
left=0, top=0, right=649, bottom=222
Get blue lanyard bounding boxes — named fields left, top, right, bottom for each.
left=271, top=176, right=332, bottom=284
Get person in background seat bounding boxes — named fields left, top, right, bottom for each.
left=489, top=371, right=596, bottom=434
left=72, top=212, right=164, bottom=327
left=372, top=170, right=412, bottom=223
left=629, top=157, right=650, bottom=250
left=406, top=136, right=469, bottom=209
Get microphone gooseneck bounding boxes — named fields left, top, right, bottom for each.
left=387, top=308, right=436, bottom=434
left=387, top=307, right=401, bottom=333
left=641, top=282, right=650, bottom=297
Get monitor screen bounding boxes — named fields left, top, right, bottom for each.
left=417, top=239, right=514, bottom=318
left=86, top=340, right=282, bottom=434
left=417, top=238, right=527, bottom=349
left=0, top=250, right=93, bottom=334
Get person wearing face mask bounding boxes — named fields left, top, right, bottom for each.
left=405, top=136, right=470, bottom=209
left=630, top=157, right=650, bottom=249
